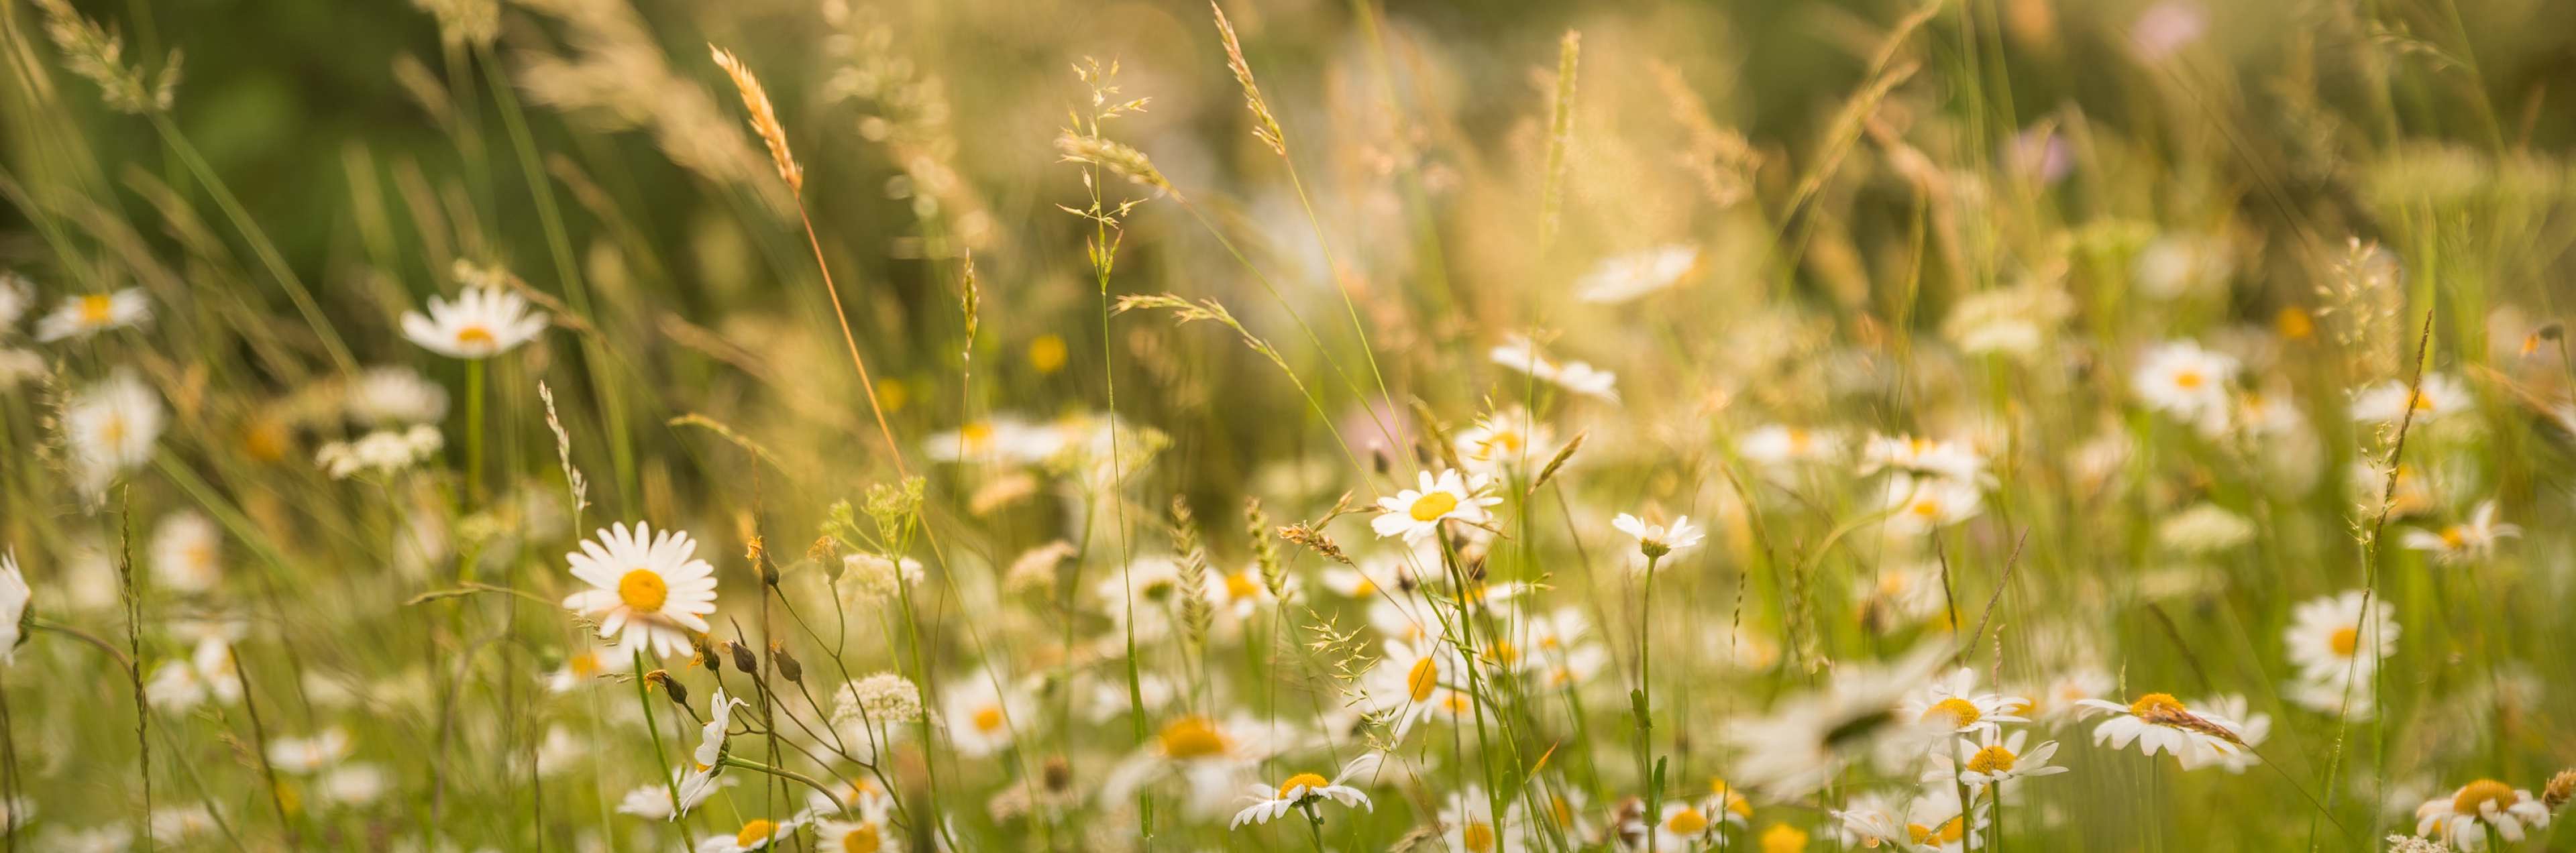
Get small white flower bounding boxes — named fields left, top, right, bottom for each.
left=2284, top=589, right=2399, bottom=682
left=1612, top=512, right=1703, bottom=560
left=1928, top=728, right=2068, bottom=788
left=2352, top=374, right=2471, bottom=424
left=697, top=817, right=804, bottom=852
left=1882, top=476, right=1984, bottom=535
left=559, top=522, right=719, bottom=659
left=941, top=672, right=1036, bottom=758
left=62, top=371, right=164, bottom=498
left=2400, top=500, right=2518, bottom=565
left=268, top=727, right=353, bottom=774
left=1490, top=336, right=1618, bottom=402
left=1900, top=667, right=2030, bottom=736
left=1371, top=469, right=1501, bottom=543
left=346, top=365, right=450, bottom=424
left=1737, top=424, right=1841, bottom=470
left=1229, top=751, right=1380, bottom=828
left=1858, top=435, right=1988, bottom=485
left=1452, top=406, right=1552, bottom=473
left=150, top=511, right=223, bottom=594
left=2131, top=339, right=2238, bottom=428
left=1574, top=244, right=1698, bottom=304
left=35, top=288, right=148, bottom=341
left=400, top=286, right=547, bottom=359
left=2413, top=780, right=2551, bottom=850
left=315, top=424, right=443, bottom=479
left=2074, top=693, right=2255, bottom=771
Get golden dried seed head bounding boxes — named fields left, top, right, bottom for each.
left=710, top=44, right=803, bottom=194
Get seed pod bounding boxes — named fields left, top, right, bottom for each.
left=647, top=670, right=689, bottom=707
left=770, top=642, right=802, bottom=683
left=729, top=641, right=760, bottom=675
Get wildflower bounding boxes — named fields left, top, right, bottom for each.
left=816, top=816, right=901, bottom=852
left=1858, top=435, right=1987, bottom=486
left=2284, top=590, right=2398, bottom=681
left=0, top=550, right=28, bottom=665
left=2414, top=780, right=2551, bottom=850
left=941, top=672, right=1035, bottom=758
left=2131, top=340, right=2237, bottom=428
left=616, top=769, right=730, bottom=820
left=2156, top=503, right=2254, bottom=555
left=1696, top=777, right=1754, bottom=829
left=1636, top=800, right=1722, bottom=850
left=1758, top=822, right=1809, bottom=853
left=2352, top=374, right=2471, bottom=424
left=1739, top=424, right=1841, bottom=472
left=1882, top=476, right=1984, bottom=536
left=833, top=673, right=924, bottom=730
left=1229, top=751, right=1380, bottom=828
left=2400, top=501, right=2518, bottom=565
left=1490, top=335, right=1618, bottom=402
left=1928, top=728, right=2068, bottom=789
left=1900, top=667, right=2030, bottom=736
left=346, top=365, right=449, bottom=424
left=1574, top=244, right=1698, bottom=304
left=1437, top=786, right=1519, bottom=853
left=2074, top=693, right=2252, bottom=770
left=694, top=687, right=747, bottom=771
left=34, top=288, right=148, bottom=341
left=1100, top=714, right=1278, bottom=817
left=1941, top=280, right=2073, bottom=359
left=1613, top=512, right=1703, bottom=560
left=544, top=646, right=633, bottom=692
left=836, top=552, right=924, bottom=606
left=1363, top=637, right=1466, bottom=738
left=1454, top=406, right=1552, bottom=473
left=267, top=727, right=353, bottom=774
left=317, top=763, right=389, bottom=807
left=559, top=522, right=718, bottom=659
left=150, top=511, right=223, bottom=594
left=315, top=424, right=443, bottom=479
left=1725, top=644, right=1950, bottom=797
left=400, top=285, right=547, bottom=358
left=698, top=817, right=804, bottom=852
left=62, top=370, right=164, bottom=498
left=1371, top=469, right=1501, bottom=543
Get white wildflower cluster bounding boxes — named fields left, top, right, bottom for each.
left=315, top=424, right=443, bottom=479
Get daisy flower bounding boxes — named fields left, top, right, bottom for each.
left=2131, top=340, right=2238, bottom=427
left=2074, top=693, right=2251, bottom=770
left=1895, top=788, right=1988, bottom=853
left=616, top=769, right=732, bottom=820
left=315, top=424, right=443, bottom=479
left=1437, top=786, right=1519, bottom=853
left=2414, top=780, right=2551, bottom=850
left=1858, top=435, right=1988, bottom=486
left=815, top=817, right=901, bottom=853
left=559, top=522, right=718, bottom=659
left=2284, top=589, right=2398, bottom=681
left=1900, top=667, right=2030, bottom=736
left=1099, top=715, right=1279, bottom=817
left=1737, top=424, right=1841, bottom=471
left=1229, top=751, right=1381, bottom=828
left=1490, top=336, right=1619, bottom=402
left=1830, top=793, right=1911, bottom=850
left=1634, top=800, right=1723, bottom=850
left=1371, top=469, right=1501, bottom=543
left=545, top=646, right=633, bottom=692
left=62, top=371, right=164, bottom=498
left=1695, top=777, right=1755, bottom=829
left=2352, top=374, right=2471, bottom=424
left=1612, top=512, right=1704, bottom=560
left=400, top=286, right=547, bottom=359
left=1574, top=244, right=1698, bottom=304
left=1453, top=406, right=1552, bottom=473
left=2400, top=500, right=2518, bottom=565
left=345, top=365, right=449, bottom=424
left=1927, top=728, right=2068, bottom=789
left=1363, top=637, right=1466, bottom=739
left=698, top=817, right=804, bottom=852
left=941, top=672, right=1035, bottom=758
left=0, top=550, right=28, bottom=665
left=34, top=288, right=148, bottom=341
left=268, top=727, right=353, bottom=774
left=1882, top=476, right=1984, bottom=536
left=1725, top=644, right=1951, bottom=797
left=149, top=511, right=223, bottom=594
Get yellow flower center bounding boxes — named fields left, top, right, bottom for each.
left=1664, top=806, right=1711, bottom=836
left=2172, top=369, right=2204, bottom=390
left=569, top=652, right=600, bottom=677
left=839, top=824, right=881, bottom=853
left=1028, top=334, right=1068, bottom=374
left=1924, top=697, right=1982, bottom=728
left=455, top=325, right=494, bottom=345
left=1707, top=779, right=1751, bottom=816
left=734, top=819, right=775, bottom=848
left=2408, top=390, right=2436, bottom=411
left=1486, top=640, right=1519, bottom=666
left=617, top=569, right=669, bottom=612
left=1277, top=772, right=1330, bottom=798
left=1224, top=572, right=1261, bottom=602
left=2440, top=526, right=2467, bottom=549
left=79, top=294, right=114, bottom=324
left=1409, top=491, right=1459, bottom=522
left=2451, top=779, right=2518, bottom=815
left=101, top=414, right=127, bottom=446
left=1910, top=498, right=1943, bottom=518
left=1406, top=655, right=1440, bottom=702
left=1966, top=744, right=2018, bottom=774
left=1907, top=816, right=1965, bottom=844
left=1349, top=579, right=1377, bottom=597
left=2129, top=693, right=2185, bottom=716
left=1460, top=821, right=1497, bottom=852
left=973, top=705, right=1006, bottom=733
left=2328, top=626, right=2359, bottom=657
left=1760, top=823, right=1811, bottom=853
left=1156, top=716, right=1226, bottom=759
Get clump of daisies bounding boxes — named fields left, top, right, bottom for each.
left=315, top=424, right=443, bottom=479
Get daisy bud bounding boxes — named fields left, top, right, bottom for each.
left=691, top=635, right=719, bottom=670
left=645, top=669, right=688, bottom=707
left=1042, top=756, right=1073, bottom=792
left=2546, top=768, right=2574, bottom=813
left=769, top=643, right=802, bottom=683
left=1371, top=446, right=1392, bottom=475
left=2540, top=322, right=2565, bottom=342
left=810, top=536, right=841, bottom=571
left=729, top=641, right=759, bottom=675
